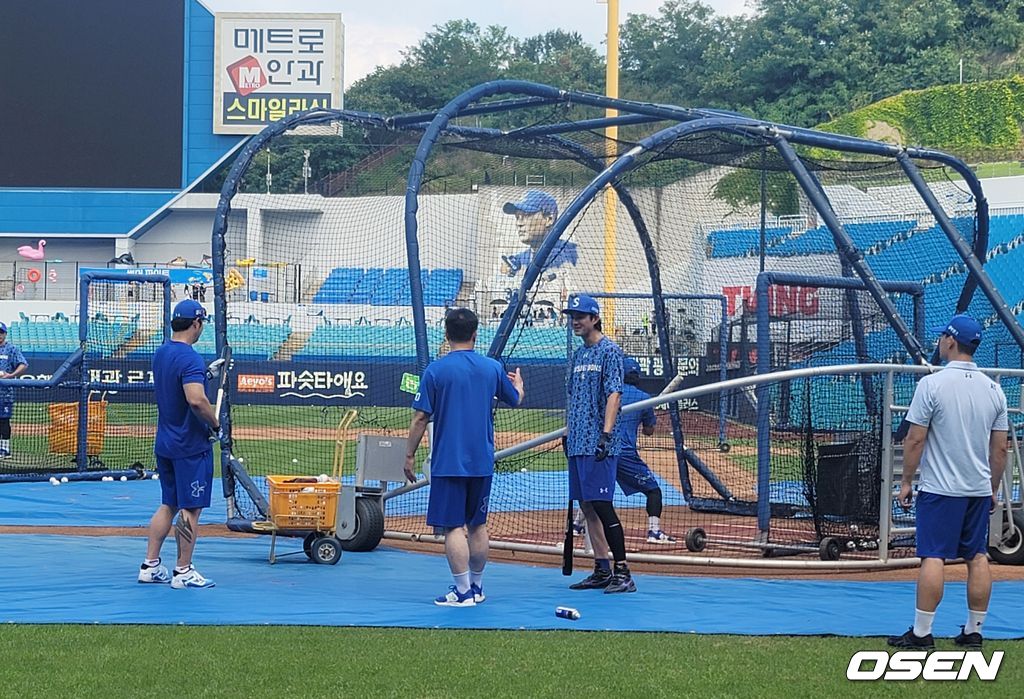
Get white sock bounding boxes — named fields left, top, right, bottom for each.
left=174, top=565, right=192, bottom=575
left=649, top=516, right=660, bottom=532
left=452, top=571, right=471, bottom=594
left=469, top=569, right=484, bottom=588
left=142, top=558, right=160, bottom=568
left=913, top=608, right=935, bottom=637
left=965, top=609, right=986, bottom=635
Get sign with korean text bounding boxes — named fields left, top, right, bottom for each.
left=213, top=12, right=344, bottom=134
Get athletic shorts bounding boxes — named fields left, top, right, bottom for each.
left=0, top=400, right=14, bottom=419
left=156, top=450, right=214, bottom=510
left=615, top=452, right=660, bottom=496
left=427, top=475, right=492, bottom=529
left=915, top=491, right=990, bottom=560
left=568, top=454, right=617, bottom=502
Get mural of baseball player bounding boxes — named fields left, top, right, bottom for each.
left=501, top=190, right=578, bottom=284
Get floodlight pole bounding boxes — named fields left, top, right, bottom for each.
left=599, top=0, right=619, bottom=328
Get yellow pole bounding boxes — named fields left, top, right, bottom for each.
left=601, top=0, right=619, bottom=331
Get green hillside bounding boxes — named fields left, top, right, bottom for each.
left=818, top=77, right=1024, bottom=157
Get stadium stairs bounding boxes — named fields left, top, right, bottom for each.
left=274, top=330, right=312, bottom=361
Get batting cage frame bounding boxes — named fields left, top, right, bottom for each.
left=208, top=79, right=1024, bottom=566
left=0, top=270, right=170, bottom=483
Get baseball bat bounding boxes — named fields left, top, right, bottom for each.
left=210, top=346, right=232, bottom=442
left=562, top=499, right=574, bottom=576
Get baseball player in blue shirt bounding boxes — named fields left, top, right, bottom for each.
left=0, top=322, right=28, bottom=458
left=138, top=300, right=220, bottom=589
left=563, top=294, right=635, bottom=593
left=405, top=308, right=525, bottom=607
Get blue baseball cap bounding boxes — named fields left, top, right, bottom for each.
left=929, top=313, right=982, bottom=346
left=503, top=190, right=558, bottom=218
left=173, top=299, right=208, bottom=322
left=623, top=357, right=642, bottom=376
left=562, top=293, right=600, bottom=316
left=0, top=322, right=7, bottom=333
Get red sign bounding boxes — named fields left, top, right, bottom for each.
left=722, top=285, right=820, bottom=317
left=237, top=374, right=275, bottom=393
left=226, top=55, right=266, bottom=96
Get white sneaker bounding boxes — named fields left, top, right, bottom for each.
left=138, top=563, right=171, bottom=584
left=171, top=566, right=216, bottom=589
left=434, top=585, right=475, bottom=607
left=471, top=583, right=486, bottom=604
left=647, top=529, right=677, bottom=544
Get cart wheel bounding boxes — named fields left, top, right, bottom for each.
left=341, top=497, right=385, bottom=552
left=310, top=536, right=342, bottom=565
left=819, top=537, right=841, bottom=561
left=718, top=442, right=731, bottom=453
left=685, top=527, right=707, bottom=553
left=989, top=510, right=1024, bottom=565
left=303, top=532, right=318, bottom=559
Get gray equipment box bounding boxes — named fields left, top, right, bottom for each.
left=355, top=434, right=409, bottom=486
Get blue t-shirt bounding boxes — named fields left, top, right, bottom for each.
left=618, top=384, right=656, bottom=454
left=505, top=240, right=579, bottom=276
left=412, top=350, right=520, bottom=477
left=0, top=342, right=28, bottom=403
left=153, top=340, right=210, bottom=458
left=566, top=336, right=623, bottom=457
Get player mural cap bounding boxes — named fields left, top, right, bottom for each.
left=929, top=313, right=982, bottom=346
left=623, top=357, right=642, bottom=376
left=562, top=293, right=600, bottom=316
left=502, top=190, right=558, bottom=218
left=172, top=299, right=208, bottom=322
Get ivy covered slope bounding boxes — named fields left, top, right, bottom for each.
left=817, top=77, right=1024, bottom=154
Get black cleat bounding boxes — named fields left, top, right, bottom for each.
left=569, top=569, right=613, bottom=590
left=887, top=627, right=935, bottom=650
left=954, top=626, right=983, bottom=649
left=603, top=571, right=637, bottom=594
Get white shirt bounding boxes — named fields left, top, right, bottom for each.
left=905, top=360, right=1008, bottom=496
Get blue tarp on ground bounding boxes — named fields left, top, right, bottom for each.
left=0, top=476, right=690, bottom=526
left=0, top=535, right=1021, bottom=638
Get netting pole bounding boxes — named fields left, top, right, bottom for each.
left=895, top=151, right=1024, bottom=352
left=772, top=135, right=925, bottom=363
left=754, top=274, right=773, bottom=534
left=759, top=152, right=767, bottom=273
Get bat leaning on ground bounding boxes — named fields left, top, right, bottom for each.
left=562, top=498, right=574, bottom=576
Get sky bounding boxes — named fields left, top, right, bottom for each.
left=339, top=0, right=751, bottom=87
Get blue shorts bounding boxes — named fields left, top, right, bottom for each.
left=156, top=450, right=214, bottom=510
left=915, top=491, right=990, bottom=560
left=427, top=476, right=492, bottom=529
left=616, top=452, right=660, bottom=496
left=0, top=400, right=13, bottom=419
left=569, top=455, right=617, bottom=502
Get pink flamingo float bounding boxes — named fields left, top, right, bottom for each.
left=17, top=240, right=45, bottom=260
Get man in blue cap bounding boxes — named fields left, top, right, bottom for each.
left=139, top=299, right=220, bottom=589
left=0, top=322, right=28, bottom=458
left=562, top=293, right=635, bottom=593
left=501, top=190, right=578, bottom=280
left=889, top=314, right=1007, bottom=650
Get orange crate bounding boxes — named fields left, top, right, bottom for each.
left=266, top=475, right=340, bottom=530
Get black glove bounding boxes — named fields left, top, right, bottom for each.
left=595, top=432, right=611, bottom=462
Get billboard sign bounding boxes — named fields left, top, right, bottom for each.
left=213, top=12, right=344, bottom=134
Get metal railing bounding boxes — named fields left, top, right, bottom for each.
left=383, top=362, right=1024, bottom=568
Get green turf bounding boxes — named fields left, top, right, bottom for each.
left=0, top=626, right=1018, bottom=697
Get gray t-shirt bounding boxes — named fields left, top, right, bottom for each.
left=905, top=360, right=1008, bottom=497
